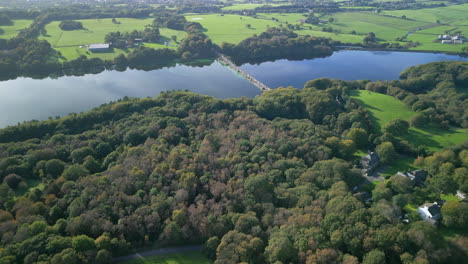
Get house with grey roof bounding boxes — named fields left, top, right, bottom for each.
left=396, top=169, right=428, bottom=187
left=360, top=152, right=379, bottom=176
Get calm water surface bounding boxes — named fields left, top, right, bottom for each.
left=240, top=50, right=468, bottom=88
left=0, top=61, right=259, bottom=128
left=0, top=50, right=466, bottom=127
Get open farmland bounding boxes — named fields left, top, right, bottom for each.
left=258, top=10, right=467, bottom=52
left=185, top=14, right=281, bottom=44
left=0, top=19, right=32, bottom=39
left=41, top=18, right=153, bottom=46
left=407, top=33, right=464, bottom=52
left=39, top=18, right=186, bottom=60
left=381, top=4, right=468, bottom=24
left=320, top=12, right=432, bottom=42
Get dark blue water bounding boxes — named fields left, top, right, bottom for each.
left=0, top=50, right=466, bottom=127
left=240, top=50, right=468, bottom=88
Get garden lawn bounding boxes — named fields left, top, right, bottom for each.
left=381, top=155, right=419, bottom=178
left=124, top=251, right=211, bottom=264
left=350, top=90, right=467, bottom=152
left=0, top=19, right=33, bottom=39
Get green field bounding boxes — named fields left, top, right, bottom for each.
left=323, top=12, right=430, bottom=40
left=187, top=9, right=465, bottom=51
left=407, top=33, right=464, bottom=52
left=185, top=14, right=282, bottom=44
left=0, top=19, right=32, bottom=39
left=40, top=18, right=154, bottom=46
left=124, top=251, right=211, bottom=264
left=382, top=4, right=468, bottom=24
left=39, top=18, right=186, bottom=60
left=350, top=90, right=467, bottom=152
left=257, top=10, right=467, bottom=52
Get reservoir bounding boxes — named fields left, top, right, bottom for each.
left=0, top=50, right=466, bottom=127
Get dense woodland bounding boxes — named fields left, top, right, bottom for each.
left=0, top=62, right=466, bottom=264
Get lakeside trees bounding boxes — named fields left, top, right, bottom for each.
left=221, top=27, right=335, bottom=64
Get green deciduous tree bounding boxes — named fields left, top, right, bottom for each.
left=72, top=235, right=95, bottom=252
left=377, top=142, right=396, bottom=164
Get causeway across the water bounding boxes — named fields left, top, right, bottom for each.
left=217, top=54, right=271, bottom=92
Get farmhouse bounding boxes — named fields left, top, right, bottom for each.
left=437, top=35, right=450, bottom=40
left=360, top=152, right=379, bottom=176
left=438, top=34, right=465, bottom=44
left=88, top=43, right=110, bottom=52
left=418, top=203, right=441, bottom=225
left=396, top=169, right=428, bottom=187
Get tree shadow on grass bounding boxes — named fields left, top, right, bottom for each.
left=403, top=128, right=443, bottom=150
left=351, top=96, right=384, bottom=131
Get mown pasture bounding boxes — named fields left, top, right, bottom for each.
left=350, top=90, right=467, bottom=152
left=185, top=14, right=281, bottom=44
left=39, top=18, right=186, bottom=60
left=0, top=19, right=32, bottom=39
left=381, top=4, right=468, bottom=24
left=254, top=10, right=467, bottom=52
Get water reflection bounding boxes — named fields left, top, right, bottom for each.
left=0, top=50, right=466, bottom=128
left=240, top=50, right=468, bottom=88
left=0, top=61, right=260, bottom=128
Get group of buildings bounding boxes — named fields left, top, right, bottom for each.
left=437, top=34, right=465, bottom=44
left=359, top=151, right=466, bottom=225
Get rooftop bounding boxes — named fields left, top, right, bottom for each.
left=88, top=44, right=110, bottom=49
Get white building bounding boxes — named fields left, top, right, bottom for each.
left=418, top=203, right=441, bottom=225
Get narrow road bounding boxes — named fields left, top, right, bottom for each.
left=112, top=245, right=203, bottom=263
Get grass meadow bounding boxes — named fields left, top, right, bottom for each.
left=185, top=14, right=282, bottom=44
left=350, top=90, right=467, bottom=152
left=381, top=4, right=468, bottom=24
left=40, top=18, right=155, bottom=46
left=39, top=18, right=186, bottom=60
left=198, top=8, right=468, bottom=51
left=0, top=19, right=32, bottom=39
